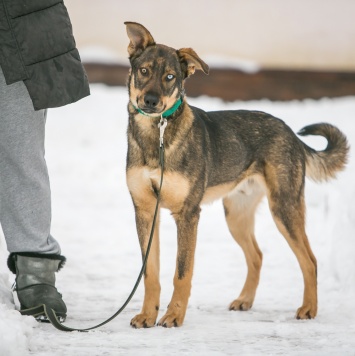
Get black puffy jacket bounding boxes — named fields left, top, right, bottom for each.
left=0, top=0, right=90, bottom=110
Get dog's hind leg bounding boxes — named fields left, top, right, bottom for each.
left=223, top=179, right=265, bottom=312
left=265, top=165, right=318, bottom=319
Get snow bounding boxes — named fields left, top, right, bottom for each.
left=1, top=85, right=355, bottom=355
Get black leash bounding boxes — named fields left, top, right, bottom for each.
left=20, top=119, right=167, bottom=332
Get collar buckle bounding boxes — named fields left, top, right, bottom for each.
left=158, top=116, right=168, bottom=147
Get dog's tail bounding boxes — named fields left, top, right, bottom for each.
left=297, top=123, right=350, bottom=182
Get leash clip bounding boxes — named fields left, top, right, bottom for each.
left=158, top=116, right=168, bottom=147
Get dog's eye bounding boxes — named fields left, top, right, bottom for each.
left=166, top=74, right=175, bottom=81
left=140, top=68, right=148, bottom=76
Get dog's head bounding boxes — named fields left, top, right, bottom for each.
left=125, top=22, right=209, bottom=117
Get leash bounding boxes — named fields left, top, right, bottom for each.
left=19, top=116, right=168, bottom=332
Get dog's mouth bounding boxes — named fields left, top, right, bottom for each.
left=136, top=104, right=166, bottom=117
left=141, top=107, right=163, bottom=114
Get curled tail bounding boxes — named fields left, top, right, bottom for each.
left=297, top=123, right=350, bottom=182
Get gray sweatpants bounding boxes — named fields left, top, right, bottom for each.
left=0, top=67, right=61, bottom=254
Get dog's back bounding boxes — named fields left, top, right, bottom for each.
left=189, top=106, right=348, bottom=189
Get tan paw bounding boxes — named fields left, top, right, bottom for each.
left=157, top=303, right=186, bottom=328
left=130, top=313, right=157, bottom=328
left=229, top=298, right=253, bottom=311
left=296, top=304, right=317, bottom=320
left=157, top=312, right=183, bottom=328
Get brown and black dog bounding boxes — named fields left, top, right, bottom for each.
left=124, top=22, right=349, bottom=328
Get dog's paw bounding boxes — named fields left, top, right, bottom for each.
left=296, top=304, right=317, bottom=320
left=156, top=303, right=186, bottom=328
left=157, top=312, right=183, bottom=328
left=229, top=298, right=253, bottom=311
left=130, top=313, right=156, bottom=328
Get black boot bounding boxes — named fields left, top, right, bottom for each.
left=8, top=253, right=67, bottom=321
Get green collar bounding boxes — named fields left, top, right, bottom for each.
left=133, top=98, right=183, bottom=119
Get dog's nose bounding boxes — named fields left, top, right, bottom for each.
left=144, top=93, right=159, bottom=108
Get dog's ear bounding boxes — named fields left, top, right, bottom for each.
left=177, top=48, right=209, bottom=78
left=124, top=22, right=156, bottom=58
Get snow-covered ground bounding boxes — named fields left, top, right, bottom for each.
left=1, top=85, right=355, bottom=355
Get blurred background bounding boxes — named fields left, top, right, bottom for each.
left=65, top=0, right=355, bottom=101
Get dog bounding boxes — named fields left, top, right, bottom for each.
left=124, top=21, right=349, bottom=328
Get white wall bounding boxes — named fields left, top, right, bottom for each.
left=65, top=0, right=355, bottom=71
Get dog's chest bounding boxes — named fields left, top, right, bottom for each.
left=126, top=166, right=191, bottom=212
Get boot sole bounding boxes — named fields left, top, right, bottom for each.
left=36, top=314, right=66, bottom=323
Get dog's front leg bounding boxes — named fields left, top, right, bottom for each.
left=157, top=207, right=200, bottom=327
left=130, top=202, right=161, bottom=328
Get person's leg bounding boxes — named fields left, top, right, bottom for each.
left=0, top=67, right=60, bottom=254
left=0, top=67, right=66, bottom=319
